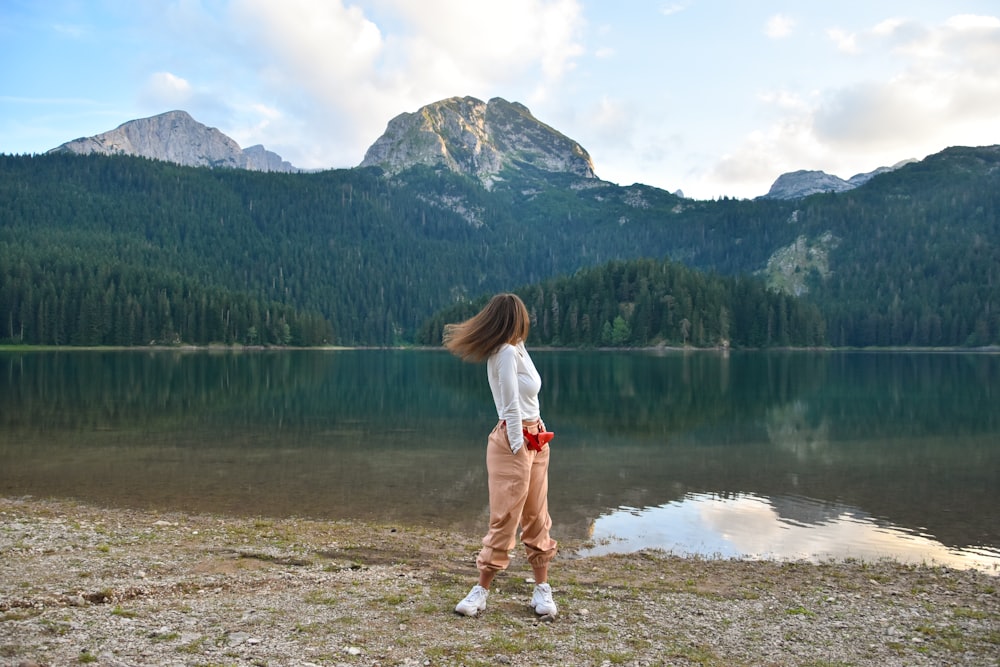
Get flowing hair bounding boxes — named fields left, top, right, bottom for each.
left=443, top=293, right=531, bottom=362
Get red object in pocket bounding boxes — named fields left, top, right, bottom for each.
left=523, top=428, right=555, bottom=451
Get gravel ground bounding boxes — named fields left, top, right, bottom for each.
left=1, top=496, right=997, bottom=667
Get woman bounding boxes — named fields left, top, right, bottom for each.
left=444, top=293, right=559, bottom=618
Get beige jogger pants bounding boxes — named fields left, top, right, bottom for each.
left=476, top=420, right=558, bottom=574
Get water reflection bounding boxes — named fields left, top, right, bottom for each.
left=1, top=349, right=998, bottom=574
left=579, top=493, right=1000, bottom=574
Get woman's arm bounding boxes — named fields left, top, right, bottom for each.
left=493, top=346, right=524, bottom=453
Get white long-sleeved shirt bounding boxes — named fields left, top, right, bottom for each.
left=487, top=341, right=541, bottom=453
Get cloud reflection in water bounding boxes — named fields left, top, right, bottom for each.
left=578, top=492, right=1000, bottom=575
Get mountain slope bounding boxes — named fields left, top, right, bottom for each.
left=49, top=110, right=300, bottom=173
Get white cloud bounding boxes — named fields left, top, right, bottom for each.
left=140, top=72, right=193, bottom=109
left=765, top=14, right=795, bottom=39
left=815, top=13, right=1000, bottom=149
left=587, top=96, right=631, bottom=141
left=945, top=13, right=1000, bottom=30
left=660, top=3, right=687, bottom=17
left=698, top=11, right=1000, bottom=198
left=217, top=0, right=586, bottom=169
left=381, top=0, right=584, bottom=89
left=827, top=28, right=859, bottom=54
left=872, top=17, right=908, bottom=36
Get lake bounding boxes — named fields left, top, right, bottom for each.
left=1, top=348, right=997, bottom=574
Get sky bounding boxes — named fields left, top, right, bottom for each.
left=2, top=1, right=999, bottom=200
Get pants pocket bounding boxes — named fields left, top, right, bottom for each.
left=490, top=422, right=518, bottom=455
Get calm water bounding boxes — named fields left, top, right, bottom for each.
left=1, top=349, right=998, bottom=574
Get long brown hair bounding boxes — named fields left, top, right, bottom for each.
left=443, top=293, right=530, bottom=362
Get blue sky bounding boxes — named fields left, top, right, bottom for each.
left=2, top=1, right=998, bottom=199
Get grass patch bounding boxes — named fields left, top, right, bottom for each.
left=659, top=642, right=723, bottom=666
left=916, top=624, right=968, bottom=652
left=0, top=644, right=23, bottom=658
left=484, top=634, right=522, bottom=654
left=177, top=635, right=210, bottom=654
left=951, top=606, right=988, bottom=620
left=2, top=610, right=40, bottom=622
left=785, top=605, right=816, bottom=617
left=303, top=591, right=338, bottom=606
left=40, top=619, right=71, bottom=636
left=111, top=605, right=138, bottom=618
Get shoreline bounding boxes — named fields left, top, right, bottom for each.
left=2, top=343, right=1000, bottom=354
left=2, top=496, right=997, bottom=666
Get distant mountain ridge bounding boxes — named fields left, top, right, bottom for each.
left=47, top=102, right=923, bottom=198
left=359, top=96, right=598, bottom=189
left=759, top=162, right=915, bottom=200
left=49, top=110, right=300, bottom=173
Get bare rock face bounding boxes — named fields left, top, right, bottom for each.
left=49, top=111, right=300, bottom=173
left=359, top=96, right=598, bottom=188
left=760, top=161, right=913, bottom=200
left=242, top=144, right=299, bottom=173
left=760, top=170, right=855, bottom=200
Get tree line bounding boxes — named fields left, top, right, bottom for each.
left=418, top=257, right=826, bottom=348
left=0, top=242, right=332, bottom=346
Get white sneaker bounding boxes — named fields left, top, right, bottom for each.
left=454, top=585, right=489, bottom=616
left=530, top=582, right=557, bottom=616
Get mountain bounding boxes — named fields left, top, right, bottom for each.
left=48, top=110, right=300, bottom=173
left=5, top=98, right=1000, bottom=349
left=759, top=161, right=914, bottom=200
left=358, top=96, right=598, bottom=189
left=760, top=170, right=856, bottom=200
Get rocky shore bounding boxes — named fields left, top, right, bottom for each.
left=1, top=496, right=997, bottom=666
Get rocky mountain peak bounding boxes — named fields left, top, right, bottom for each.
left=759, top=160, right=913, bottom=200
left=48, top=110, right=299, bottom=173
left=759, top=170, right=855, bottom=200
left=359, top=96, right=598, bottom=188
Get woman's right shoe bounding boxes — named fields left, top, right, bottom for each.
left=454, top=584, right=489, bottom=616
left=530, top=582, right=557, bottom=616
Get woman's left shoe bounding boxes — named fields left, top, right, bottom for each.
left=530, top=582, right=557, bottom=616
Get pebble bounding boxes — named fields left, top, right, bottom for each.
left=150, top=626, right=173, bottom=638
left=227, top=632, right=250, bottom=646
left=5, top=498, right=998, bottom=667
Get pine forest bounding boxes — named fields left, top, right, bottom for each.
left=1, top=146, right=998, bottom=349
